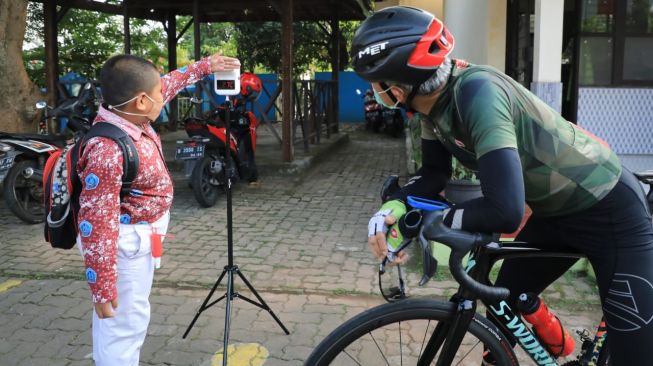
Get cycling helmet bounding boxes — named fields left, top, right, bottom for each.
left=240, top=72, right=262, bottom=99
left=351, top=6, right=455, bottom=86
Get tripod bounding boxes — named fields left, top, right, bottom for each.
left=182, top=96, right=289, bottom=365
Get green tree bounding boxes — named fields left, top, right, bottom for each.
left=23, top=3, right=122, bottom=85
left=233, top=20, right=359, bottom=75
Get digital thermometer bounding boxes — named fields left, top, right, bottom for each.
left=214, top=69, right=241, bottom=96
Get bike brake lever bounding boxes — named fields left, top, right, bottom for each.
left=418, top=233, right=438, bottom=286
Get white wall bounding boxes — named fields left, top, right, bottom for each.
left=533, top=0, right=564, bottom=82
left=443, top=0, right=506, bottom=71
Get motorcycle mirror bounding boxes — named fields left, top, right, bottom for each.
left=35, top=101, right=48, bottom=110
left=356, top=89, right=361, bottom=95
left=83, top=82, right=92, bottom=90
left=190, top=97, right=203, bottom=104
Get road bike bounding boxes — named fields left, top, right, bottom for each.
left=304, top=171, right=653, bottom=366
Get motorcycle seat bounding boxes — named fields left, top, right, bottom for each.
left=0, top=132, right=68, bottom=143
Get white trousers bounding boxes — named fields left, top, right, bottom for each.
left=78, top=212, right=170, bottom=366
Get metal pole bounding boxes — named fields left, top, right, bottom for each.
left=167, top=12, right=178, bottom=130
left=193, top=0, right=202, bottom=117
left=281, top=0, right=294, bottom=162
left=330, top=12, right=340, bottom=133
left=123, top=1, right=131, bottom=54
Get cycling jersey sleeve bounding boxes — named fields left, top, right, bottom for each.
left=456, top=73, right=517, bottom=158
left=390, top=138, right=452, bottom=204
left=443, top=148, right=525, bottom=233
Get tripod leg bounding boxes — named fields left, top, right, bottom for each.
left=183, top=269, right=227, bottom=338
left=223, top=269, right=234, bottom=366
left=236, top=268, right=290, bottom=335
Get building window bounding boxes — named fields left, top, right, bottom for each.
left=579, top=0, right=653, bottom=86
left=579, top=37, right=613, bottom=85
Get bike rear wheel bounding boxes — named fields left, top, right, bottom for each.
left=305, top=298, right=518, bottom=366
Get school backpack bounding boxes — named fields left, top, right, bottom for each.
left=43, top=122, right=139, bottom=249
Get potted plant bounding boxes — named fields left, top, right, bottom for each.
left=444, top=157, right=482, bottom=204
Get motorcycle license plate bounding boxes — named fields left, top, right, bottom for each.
left=0, top=155, right=15, bottom=182
left=175, top=142, right=205, bottom=160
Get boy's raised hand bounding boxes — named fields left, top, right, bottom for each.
left=210, top=52, right=241, bottom=72
left=94, top=298, right=118, bottom=319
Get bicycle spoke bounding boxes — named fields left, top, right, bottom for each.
left=418, top=320, right=433, bottom=358
left=342, top=350, right=363, bottom=366
left=399, top=321, right=403, bottom=366
left=369, top=331, right=391, bottom=365
left=454, top=339, right=482, bottom=366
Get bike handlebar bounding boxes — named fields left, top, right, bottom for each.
left=417, top=209, right=510, bottom=302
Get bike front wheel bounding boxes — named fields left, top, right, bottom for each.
left=305, top=298, right=518, bottom=366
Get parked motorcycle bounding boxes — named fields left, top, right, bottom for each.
left=357, top=89, right=405, bottom=137
left=0, top=82, right=95, bottom=223
left=176, top=98, right=259, bottom=207
left=382, top=108, right=405, bottom=138
left=0, top=142, right=17, bottom=187
left=360, top=89, right=383, bottom=132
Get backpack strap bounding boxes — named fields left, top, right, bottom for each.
left=82, top=122, right=140, bottom=198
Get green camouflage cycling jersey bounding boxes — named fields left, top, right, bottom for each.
left=421, top=63, right=622, bottom=216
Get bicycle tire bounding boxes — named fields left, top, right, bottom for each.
left=305, top=298, right=519, bottom=366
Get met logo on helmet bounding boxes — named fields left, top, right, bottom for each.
left=358, top=41, right=389, bottom=59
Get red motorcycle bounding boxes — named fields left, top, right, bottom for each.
left=176, top=73, right=261, bottom=207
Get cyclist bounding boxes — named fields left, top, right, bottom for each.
left=356, top=6, right=653, bottom=365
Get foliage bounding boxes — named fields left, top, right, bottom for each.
left=24, top=3, right=122, bottom=85
left=233, top=20, right=358, bottom=75
left=451, top=157, right=478, bottom=182
left=407, top=112, right=478, bottom=183
left=23, top=4, right=360, bottom=87
left=176, top=18, right=238, bottom=67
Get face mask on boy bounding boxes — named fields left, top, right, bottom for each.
left=107, top=93, right=163, bottom=121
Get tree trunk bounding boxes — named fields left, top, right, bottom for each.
left=0, top=0, right=40, bottom=133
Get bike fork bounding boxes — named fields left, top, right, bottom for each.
left=418, top=299, right=477, bottom=366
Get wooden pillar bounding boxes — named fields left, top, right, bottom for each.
left=123, top=2, right=131, bottom=54
left=167, top=12, right=178, bottom=130
left=193, top=0, right=202, bottom=117
left=281, top=0, right=293, bottom=162
left=330, top=14, right=340, bottom=134
left=44, top=0, right=59, bottom=105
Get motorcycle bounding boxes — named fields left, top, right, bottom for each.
left=357, top=89, right=405, bottom=137
left=176, top=97, right=259, bottom=207
left=358, top=89, right=383, bottom=132
left=0, top=142, right=17, bottom=187
left=0, top=82, right=95, bottom=223
left=381, top=107, right=405, bottom=138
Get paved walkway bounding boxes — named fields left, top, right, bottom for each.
left=0, top=125, right=601, bottom=365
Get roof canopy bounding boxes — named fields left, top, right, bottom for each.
left=50, top=0, right=373, bottom=22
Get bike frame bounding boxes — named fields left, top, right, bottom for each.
left=418, top=242, right=606, bottom=366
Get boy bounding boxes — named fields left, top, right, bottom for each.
left=77, top=52, right=240, bottom=365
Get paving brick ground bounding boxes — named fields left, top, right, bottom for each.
left=0, top=125, right=602, bottom=365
